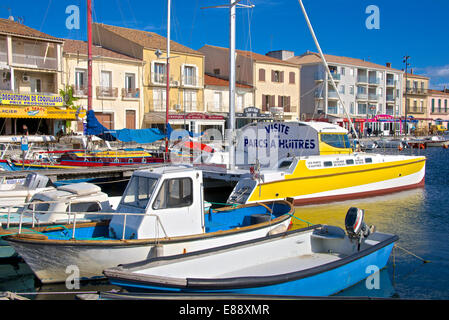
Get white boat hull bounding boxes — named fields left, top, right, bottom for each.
left=8, top=219, right=291, bottom=284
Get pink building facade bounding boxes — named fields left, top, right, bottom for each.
left=428, top=89, right=449, bottom=129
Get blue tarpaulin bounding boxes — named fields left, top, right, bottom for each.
left=85, top=110, right=200, bottom=143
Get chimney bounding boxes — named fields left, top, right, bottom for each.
left=386, top=62, right=391, bottom=68
left=410, top=68, right=413, bottom=74
left=8, top=16, right=14, bottom=21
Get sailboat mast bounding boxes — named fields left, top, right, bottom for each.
left=87, top=0, right=92, bottom=111
left=228, top=0, right=236, bottom=170
left=165, top=0, right=171, bottom=157
left=298, top=0, right=358, bottom=140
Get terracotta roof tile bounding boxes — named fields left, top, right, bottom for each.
left=0, top=18, right=63, bottom=42
left=63, top=39, right=141, bottom=62
left=94, top=23, right=203, bottom=56
left=204, top=74, right=252, bottom=88
left=404, top=73, right=429, bottom=80
left=201, top=45, right=299, bottom=67
left=428, top=89, right=449, bottom=96
left=287, top=52, right=402, bottom=72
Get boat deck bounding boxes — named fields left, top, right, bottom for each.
left=216, top=253, right=343, bottom=278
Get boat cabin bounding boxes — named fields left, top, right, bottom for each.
left=18, top=182, right=114, bottom=223
left=110, top=166, right=204, bottom=240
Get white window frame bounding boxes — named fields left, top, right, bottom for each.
left=151, top=60, right=167, bottom=85
left=181, top=64, right=198, bottom=87
left=184, top=90, right=197, bottom=111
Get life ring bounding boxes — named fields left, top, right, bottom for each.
left=419, top=143, right=426, bottom=149
left=398, top=145, right=403, bottom=151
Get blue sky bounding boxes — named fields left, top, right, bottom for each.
left=2, top=0, right=449, bottom=89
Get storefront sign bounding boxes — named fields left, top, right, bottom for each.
left=0, top=92, right=64, bottom=107
left=168, top=113, right=225, bottom=120
left=236, top=122, right=319, bottom=166
left=0, top=106, right=86, bottom=120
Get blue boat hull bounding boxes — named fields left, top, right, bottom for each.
left=109, top=243, right=395, bottom=297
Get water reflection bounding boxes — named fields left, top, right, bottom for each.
left=291, top=187, right=426, bottom=234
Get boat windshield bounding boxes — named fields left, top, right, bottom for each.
left=121, top=175, right=158, bottom=209
left=320, top=133, right=352, bottom=149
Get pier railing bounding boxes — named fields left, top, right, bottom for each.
left=0, top=199, right=170, bottom=240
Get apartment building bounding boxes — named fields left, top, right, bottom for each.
left=402, top=72, right=430, bottom=133
left=62, top=39, right=144, bottom=132
left=91, top=23, right=211, bottom=134
left=0, top=17, right=79, bottom=135
left=288, top=52, right=404, bottom=135
left=198, top=45, right=301, bottom=122
left=428, top=89, right=449, bottom=130
left=204, top=73, right=253, bottom=130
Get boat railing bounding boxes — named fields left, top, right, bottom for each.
left=0, top=200, right=169, bottom=240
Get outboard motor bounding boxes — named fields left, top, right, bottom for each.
left=345, top=207, right=374, bottom=250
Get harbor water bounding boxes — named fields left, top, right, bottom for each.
left=1, top=147, right=448, bottom=299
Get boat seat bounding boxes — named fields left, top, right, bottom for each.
left=250, top=214, right=272, bottom=225
left=311, top=225, right=346, bottom=240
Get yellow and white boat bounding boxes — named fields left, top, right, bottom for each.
left=227, top=121, right=426, bottom=206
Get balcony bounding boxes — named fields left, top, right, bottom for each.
left=406, top=106, right=427, bottom=114
left=368, top=78, right=381, bottom=85
left=0, top=50, right=7, bottom=64
left=328, top=91, right=338, bottom=99
left=96, top=86, right=118, bottom=99
left=357, top=76, right=368, bottom=83
left=12, top=53, right=57, bottom=70
left=73, top=86, right=88, bottom=97
left=315, top=72, right=341, bottom=82
left=122, top=88, right=140, bottom=100
left=386, top=94, right=395, bottom=102
left=356, top=93, right=368, bottom=100
left=368, top=93, right=379, bottom=101
left=406, top=87, right=428, bottom=95
left=386, top=79, right=396, bottom=87
left=207, top=102, right=227, bottom=113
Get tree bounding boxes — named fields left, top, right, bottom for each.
left=59, top=85, right=80, bottom=134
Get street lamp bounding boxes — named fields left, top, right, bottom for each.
left=403, top=55, right=410, bottom=135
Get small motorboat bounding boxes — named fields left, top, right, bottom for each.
left=2, top=166, right=292, bottom=283
left=0, top=182, right=117, bottom=259
left=0, top=173, right=55, bottom=210
left=104, top=207, right=398, bottom=297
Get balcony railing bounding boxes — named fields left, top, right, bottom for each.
left=386, top=79, right=396, bottom=86
left=406, top=87, right=428, bottom=95
left=327, top=107, right=338, bottom=114
left=0, top=51, right=7, bottom=64
left=207, top=102, right=227, bottom=113
left=328, top=91, right=338, bottom=99
left=122, top=88, right=140, bottom=99
left=357, top=76, right=368, bottom=83
left=386, top=94, right=395, bottom=102
left=368, top=93, right=379, bottom=101
left=368, top=78, right=381, bottom=85
left=356, top=93, right=368, bottom=100
left=12, top=53, right=57, bottom=70
left=73, top=86, right=88, bottom=97
left=96, top=86, right=118, bottom=98
left=406, top=107, right=427, bottom=114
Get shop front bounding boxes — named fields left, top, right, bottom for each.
left=0, top=92, right=86, bottom=135
left=144, top=112, right=226, bottom=137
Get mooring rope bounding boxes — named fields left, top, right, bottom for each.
left=395, top=244, right=430, bottom=264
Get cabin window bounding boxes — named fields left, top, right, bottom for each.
left=67, top=202, right=102, bottom=213
left=320, top=133, right=351, bottom=149
left=27, top=200, right=50, bottom=212
left=152, top=178, right=193, bottom=210
left=323, top=161, right=333, bottom=167
left=122, top=176, right=158, bottom=209
left=365, top=158, right=373, bottom=163
left=278, top=160, right=293, bottom=169
left=346, top=159, right=354, bottom=165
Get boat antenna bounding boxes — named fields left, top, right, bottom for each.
left=297, top=0, right=359, bottom=141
